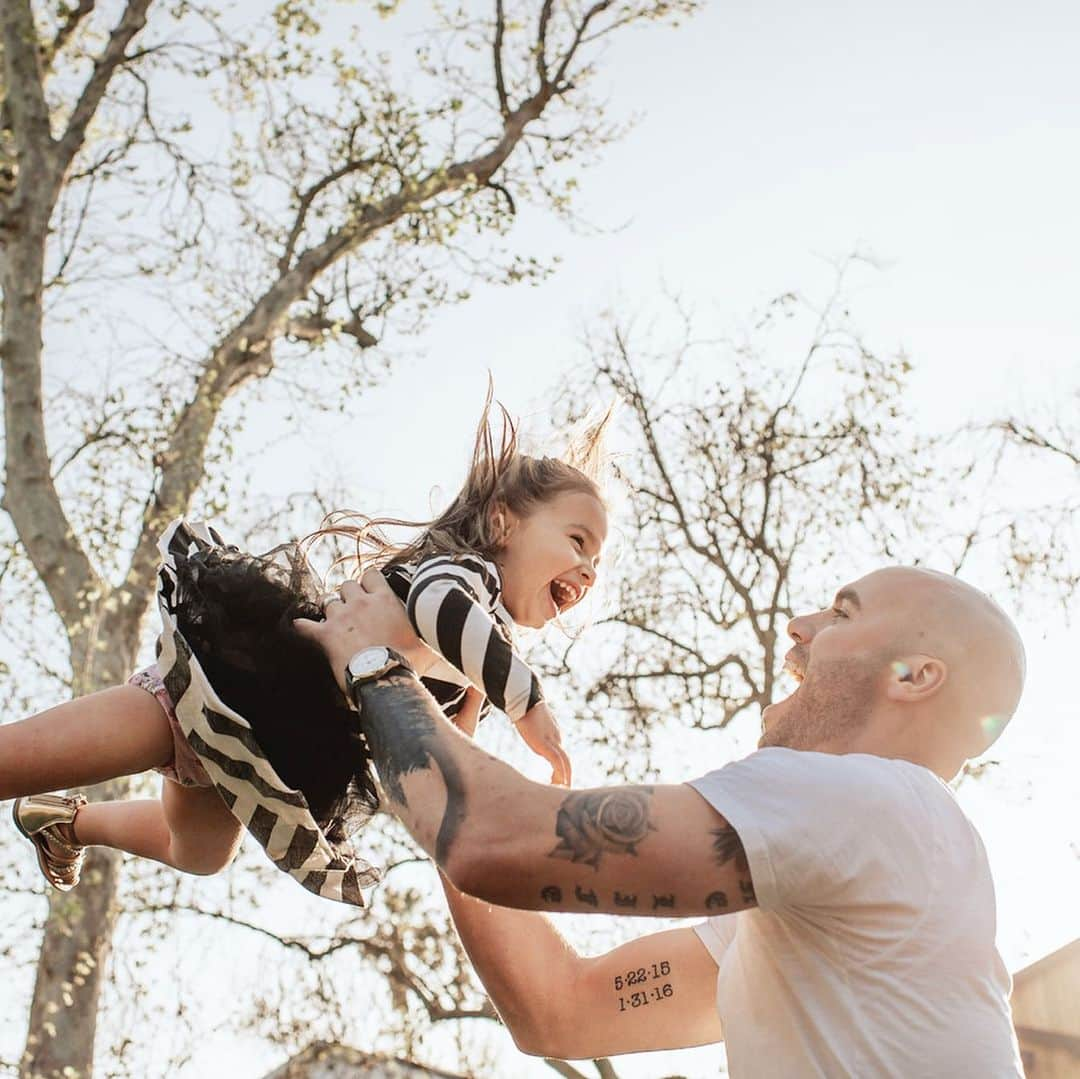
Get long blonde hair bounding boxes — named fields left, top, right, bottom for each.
left=310, top=383, right=613, bottom=575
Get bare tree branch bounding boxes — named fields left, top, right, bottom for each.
left=40, top=0, right=97, bottom=71
left=125, top=901, right=497, bottom=1023
left=994, top=419, right=1080, bottom=467
left=55, top=0, right=154, bottom=176
left=493, top=0, right=510, bottom=115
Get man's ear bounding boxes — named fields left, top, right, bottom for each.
left=885, top=654, right=948, bottom=702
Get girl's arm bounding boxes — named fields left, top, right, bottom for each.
left=405, top=554, right=542, bottom=722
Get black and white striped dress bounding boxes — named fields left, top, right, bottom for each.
left=151, top=522, right=544, bottom=909
left=384, top=554, right=543, bottom=724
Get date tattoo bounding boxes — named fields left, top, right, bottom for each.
left=549, top=788, right=657, bottom=869
left=612, top=961, right=675, bottom=1013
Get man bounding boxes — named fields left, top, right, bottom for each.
left=296, top=565, right=1026, bottom=1076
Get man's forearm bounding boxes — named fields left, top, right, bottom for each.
left=355, top=671, right=529, bottom=869
left=352, top=670, right=755, bottom=920
left=440, top=872, right=578, bottom=1055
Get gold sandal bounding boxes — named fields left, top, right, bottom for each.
left=13, top=793, right=87, bottom=891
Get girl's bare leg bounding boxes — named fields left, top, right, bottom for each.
left=0, top=686, right=174, bottom=798
left=72, top=784, right=243, bottom=875
left=3, top=685, right=242, bottom=875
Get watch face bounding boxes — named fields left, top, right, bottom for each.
left=347, top=646, right=391, bottom=678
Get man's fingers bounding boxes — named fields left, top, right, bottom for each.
left=293, top=616, right=323, bottom=641
left=360, top=567, right=389, bottom=593
left=339, top=579, right=363, bottom=601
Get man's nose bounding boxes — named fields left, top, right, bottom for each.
left=787, top=613, right=813, bottom=643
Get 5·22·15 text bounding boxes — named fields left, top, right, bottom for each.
left=614, top=962, right=674, bottom=1011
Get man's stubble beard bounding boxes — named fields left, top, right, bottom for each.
left=759, top=655, right=885, bottom=752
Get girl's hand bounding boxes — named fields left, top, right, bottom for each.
left=514, top=701, right=572, bottom=787
left=454, top=686, right=484, bottom=739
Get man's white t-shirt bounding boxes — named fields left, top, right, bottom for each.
left=689, top=749, right=1022, bottom=1078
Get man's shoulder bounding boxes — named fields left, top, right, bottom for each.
left=687, top=748, right=956, bottom=828
left=692, top=746, right=939, bottom=784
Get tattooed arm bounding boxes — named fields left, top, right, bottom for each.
left=442, top=874, right=724, bottom=1057
left=296, top=574, right=758, bottom=917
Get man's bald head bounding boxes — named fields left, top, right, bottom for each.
left=762, top=566, right=1026, bottom=775
left=872, top=567, right=1026, bottom=753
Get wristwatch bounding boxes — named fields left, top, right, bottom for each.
left=344, top=646, right=416, bottom=709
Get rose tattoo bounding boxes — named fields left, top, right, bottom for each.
left=549, top=788, right=656, bottom=869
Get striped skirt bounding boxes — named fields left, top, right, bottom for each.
left=151, top=519, right=380, bottom=907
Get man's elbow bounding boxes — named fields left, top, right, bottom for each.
left=442, top=838, right=521, bottom=907
left=493, top=1001, right=577, bottom=1059
left=513, top=1024, right=597, bottom=1061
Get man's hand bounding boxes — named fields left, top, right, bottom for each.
left=514, top=701, right=573, bottom=787
left=294, top=570, right=434, bottom=690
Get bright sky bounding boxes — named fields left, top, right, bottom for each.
left=10, top=2, right=1080, bottom=1077
left=208, top=3, right=1079, bottom=1075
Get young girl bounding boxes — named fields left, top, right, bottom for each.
left=5, top=393, right=609, bottom=907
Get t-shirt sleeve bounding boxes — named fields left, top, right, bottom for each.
left=694, top=916, right=736, bottom=967
left=406, top=554, right=543, bottom=721
left=688, top=749, right=932, bottom=914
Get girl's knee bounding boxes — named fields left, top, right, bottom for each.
left=174, top=838, right=239, bottom=876
left=169, top=815, right=243, bottom=876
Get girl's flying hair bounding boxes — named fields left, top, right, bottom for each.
left=169, top=386, right=611, bottom=832
left=312, top=382, right=614, bottom=574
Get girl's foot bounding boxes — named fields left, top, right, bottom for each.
left=13, top=793, right=88, bottom=891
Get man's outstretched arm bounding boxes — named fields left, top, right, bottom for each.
left=441, top=873, right=724, bottom=1059
left=297, top=574, right=758, bottom=918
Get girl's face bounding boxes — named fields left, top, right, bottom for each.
left=495, top=489, right=608, bottom=629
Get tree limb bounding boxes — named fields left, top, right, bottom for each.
left=125, top=901, right=497, bottom=1023
left=995, top=419, right=1080, bottom=467
left=284, top=312, right=378, bottom=350
left=493, top=0, right=510, bottom=115
left=279, top=154, right=389, bottom=274
left=536, top=0, right=554, bottom=87
left=40, top=0, right=97, bottom=72
left=55, top=0, right=154, bottom=177
left=544, top=1060, right=590, bottom=1079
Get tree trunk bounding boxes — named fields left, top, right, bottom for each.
left=20, top=616, right=142, bottom=1079
left=21, top=837, right=125, bottom=1079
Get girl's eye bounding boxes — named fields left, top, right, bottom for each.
left=831, top=607, right=848, bottom=620
left=571, top=534, right=585, bottom=549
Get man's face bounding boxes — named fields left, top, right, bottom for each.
left=759, top=571, right=904, bottom=751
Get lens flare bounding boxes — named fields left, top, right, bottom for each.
left=979, top=714, right=1006, bottom=739
left=891, top=661, right=911, bottom=680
